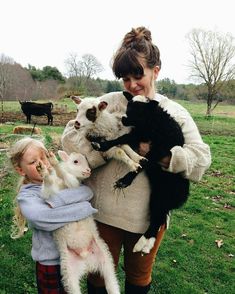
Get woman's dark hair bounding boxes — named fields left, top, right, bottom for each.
left=112, top=26, right=161, bottom=79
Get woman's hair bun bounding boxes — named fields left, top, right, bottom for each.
left=123, top=26, right=152, bottom=48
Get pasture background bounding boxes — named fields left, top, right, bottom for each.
left=0, top=99, right=234, bottom=294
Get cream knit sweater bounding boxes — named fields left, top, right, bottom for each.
left=61, top=92, right=211, bottom=234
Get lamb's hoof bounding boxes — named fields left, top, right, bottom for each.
left=129, top=162, right=142, bottom=172
left=133, top=236, right=156, bottom=254
left=139, top=158, right=148, bottom=168
left=48, top=151, right=58, bottom=166
left=36, top=162, right=43, bottom=174
left=114, top=179, right=130, bottom=189
left=91, top=142, right=101, bottom=151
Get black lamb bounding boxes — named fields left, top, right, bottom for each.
left=91, top=92, right=190, bottom=254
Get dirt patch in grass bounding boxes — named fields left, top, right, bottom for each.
left=1, top=111, right=76, bottom=126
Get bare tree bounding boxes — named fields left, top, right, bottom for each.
left=0, top=54, right=14, bottom=99
left=6, top=63, right=35, bottom=100
left=0, top=54, right=15, bottom=122
left=186, top=29, right=235, bottom=115
left=65, top=52, right=83, bottom=78
left=81, top=54, right=103, bottom=79
left=64, top=52, right=103, bottom=95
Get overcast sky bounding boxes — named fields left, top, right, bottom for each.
left=1, top=0, right=234, bottom=84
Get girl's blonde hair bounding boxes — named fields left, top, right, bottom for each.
left=7, top=137, right=47, bottom=239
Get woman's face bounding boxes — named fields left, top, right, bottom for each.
left=16, top=145, right=50, bottom=184
left=122, top=64, right=159, bottom=99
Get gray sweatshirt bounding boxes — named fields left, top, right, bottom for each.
left=17, top=183, right=97, bottom=265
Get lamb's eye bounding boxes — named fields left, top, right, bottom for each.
left=74, top=160, right=79, bottom=164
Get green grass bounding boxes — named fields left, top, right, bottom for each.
left=0, top=101, right=234, bottom=293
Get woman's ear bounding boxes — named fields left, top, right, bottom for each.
left=15, top=167, right=25, bottom=176
left=153, top=66, right=160, bottom=80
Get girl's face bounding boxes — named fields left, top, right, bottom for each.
left=16, top=144, right=50, bottom=184
left=122, top=63, right=160, bottom=99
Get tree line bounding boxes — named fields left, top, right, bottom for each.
left=0, top=28, right=234, bottom=115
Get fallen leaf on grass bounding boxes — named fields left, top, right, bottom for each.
left=223, top=203, right=232, bottom=209
left=215, top=239, right=224, bottom=248
left=212, top=195, right=223, bottom=202
left=211, top=170, right=223, bottom=177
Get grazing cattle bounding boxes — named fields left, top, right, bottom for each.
left=19, top=101, right=53, bottom=125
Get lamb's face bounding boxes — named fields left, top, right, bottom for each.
left=73, top=97, right=108, bottom=129
left=66, top=153, right=91, bottom=179
left=122, top=101, right=148, bottom=127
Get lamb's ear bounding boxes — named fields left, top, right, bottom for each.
left=71, top=96, right=82, bottom=105
left=58, top=150, right=70, bottom=162
left=98, top=101, right=108, bottom=111
left=123, top=91, right=133, bottom=101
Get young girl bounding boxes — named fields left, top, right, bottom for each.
left=8, top=137, right=97, bottom=294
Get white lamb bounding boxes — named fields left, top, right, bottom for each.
left=37, top=150, right=120, bottom=294
left=61, top=95, right=146, bottom=171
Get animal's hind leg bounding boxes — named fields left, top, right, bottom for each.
left=95, top=239, right=120, bottom=294
left=60, top=250, right=85, bottom=294
left=114, top=171, right=139, bottom=189
left=121, top=144, right=148, bottom=167
left=106, top=147, right=140, bottom=172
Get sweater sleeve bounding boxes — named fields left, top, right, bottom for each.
left=164, top=106, right=211, bottom=182
left=45, top=185, right=93, bottom=208
left=17, top=187, right=98, bottom=231
left=61, top=120, right=107, bottom=169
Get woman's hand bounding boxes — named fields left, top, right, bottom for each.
left=158, top=155, right=171, bottom=168
left=138, top=142, right=151, bottom=156
left=138, top=142, right=171, bottom=168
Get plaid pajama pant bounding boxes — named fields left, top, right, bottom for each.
left=36, top=262, right=67, bottom=294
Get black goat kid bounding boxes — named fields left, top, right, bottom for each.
left=91, top=92, right=190, bottom=254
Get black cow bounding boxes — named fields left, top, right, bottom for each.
left=19, top=101, right=53, bottom=125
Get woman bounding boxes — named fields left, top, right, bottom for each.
left=61, top=26, right=211, bottom=293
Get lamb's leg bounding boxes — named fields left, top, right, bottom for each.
left=36, top=162, right=53, bottom=186
left=94, top=238, right=120, bottom=294
left=60, top=248, right=85, bottom=294
left=133, top=192, right=168, bottom=254
left=121, top=144, right=148, bottom=166
left=114, top=154, right=150, bottom=188
left=47, top=151, right=65, bottom=180
left=106, top=147, right=141, bottom=172
left=91, top=133, right=133, bottom=152
left=114, top=170, right=140, bottom=189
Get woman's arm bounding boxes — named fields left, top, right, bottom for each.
left=61, top=120, right=107, bottom=169
left=164, top=110, right=211, bottom=182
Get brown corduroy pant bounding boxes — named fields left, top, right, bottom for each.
left=88, top=221, right=166, bottom=287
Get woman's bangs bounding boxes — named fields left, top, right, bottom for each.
left=114, top=51, right=144, bottom=79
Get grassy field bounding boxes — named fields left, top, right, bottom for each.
left=0, top=99, right=234, bottom=293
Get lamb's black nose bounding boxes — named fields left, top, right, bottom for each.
left=121, top=116, right=128, bottom=125
left=74, top=121, right=80, bottom=129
